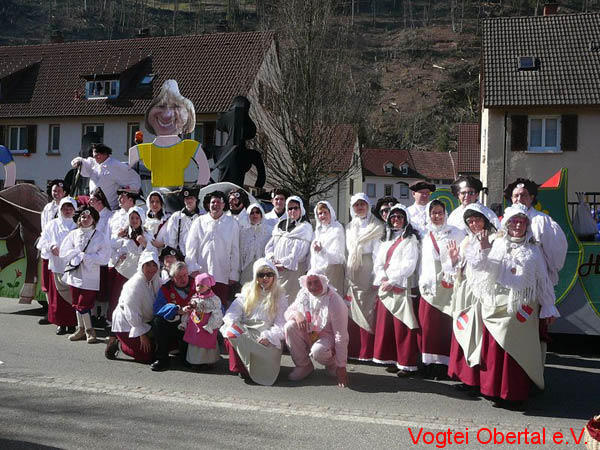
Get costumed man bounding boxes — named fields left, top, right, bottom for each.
left=284, top=272, right=349, bottom=388
left=71, top=143, right=141, bottom=211
left=164, top=186, right=202, bottom=256
left=159, top=246, right=185, bottom=284
left=227, top=187, right=251, bottom=229
left=185, top=190, right=240, bottom=306
left=150, top=261, right=196, bottom=371
left=38, top=179, right=68, bottom=326
left=264, top=188, right=289, bottom=227
left=128, top=79, right=210, bottom=188
left=407, top=180, right=436, bottom=237
left=447, top=176, right=500, bottom=234
left=504, top=178, right=568, bottom=366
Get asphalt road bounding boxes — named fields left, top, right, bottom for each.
left=1, top=299, right=598, bottom=449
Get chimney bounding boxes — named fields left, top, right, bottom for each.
left=50, top=31, right=64, bottom=43
left=543, top=3, right=559, bottom=16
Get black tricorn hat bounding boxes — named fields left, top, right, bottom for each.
left=73, top=205, right=100, bottom=224
left=503, top=178, right=539, bottom=202
left=116, top=187, right=143, bottom=201
left=159, top=246, right=184, bottom=263
left=409, top=180, right=436, bottom=192
left=179, top=185, right=200, bottom=200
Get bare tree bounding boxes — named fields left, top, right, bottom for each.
left=256, top=0, right=367, bottom=205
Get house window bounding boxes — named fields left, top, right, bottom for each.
left=48, top=125, right=60, bottom=154
left=366, top=183, right=376, bottom=197
left=9, top=126, right=27, bottom=151
left=384, top=162, right=393, bottom=175
left=139, top=73, right=155, bottom=85
left=127, top=123, right=140, bottom=148
left=399, top=184, right=409, bottom=199
left=184, top=124, right=205, bottom=145
left=82, top=124, right=104, bottom=148
left=401, top=164, right=408, bottom=175
left=86, top=80, right=120, bottom=99
left=384, top=184, right=393, bottom=196
left=528, top=116, right=560, bottom=152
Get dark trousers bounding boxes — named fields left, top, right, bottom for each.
left=152, top=316, right=186, bottom=361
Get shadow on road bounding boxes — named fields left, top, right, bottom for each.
left=0, top=438, right=60, bottom=450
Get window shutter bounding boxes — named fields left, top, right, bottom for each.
left=510, top=115, right=527, bottom=151
left=0, top=125, right=5, bottom=146
left=561, top=115, right=578, bottom=151
left=26, top=125, right=37, bottom=153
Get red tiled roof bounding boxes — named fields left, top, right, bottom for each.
left=457, top=123, right=480, bottom=173
left=0, top=31, right=274, bottom=118
left=410, top=150, right=455, bottom=180
left=329, top=124, right=357, bottom=172
left=362, top=148, right=412, bottom=177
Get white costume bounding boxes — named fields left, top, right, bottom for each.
left=239, top=203, right=273, bottom=283
left=165, top=207, right=201, bottom=256
left=310, top=200, right=346, bottom=294
left=111, top=251, right=162, bottom=338
left=264, top=208, right=287, bottom=228
left=41, top=201, right=60, bottom=232
left=265, top=196, right=313, bottom=303
left=37, top=197, right=78, bottom=274
left=144, top=190, right=170, bottom=247
left=185, top=212, right=240, bottom=284
left=407, top=202, right=428, bottom=237
left=73, top=155, right=141, bottom=210
left=60, top=227, right=110, bottom=291
left=228, top=208, right=251, bottom=230
left=113, top=207, right=153, bottom=279
left=526, top=207, right=567, bottom=286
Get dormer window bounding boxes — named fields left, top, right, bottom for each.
left=401, top=164, right=408, bottom=175
left=140, top=73, right=155, bottom=85
left=384, top=162, right=393, bottom=174
left=86, top=79, right=119, bottom=99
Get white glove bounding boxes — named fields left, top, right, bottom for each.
left=71, top=157, right=83, bottom=168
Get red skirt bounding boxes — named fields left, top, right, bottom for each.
left=115, top=332, right=154, bottom=364
left=447, top=333, right=480, bottom=387
left=97, top=265, right=110, bottom=303
left=225, top=339, right=249, bottom=375
left=479, top=325, right=531, bottom=402
left=47, top=273, right=76, bottom=327
left=70, top=286, right=97, bottom=313
left=108, top=268, right=128, bottom=319
left=418, top=297, right=452, bottom=364
left=372, top=299, right=419, bottom=370
left=41, top=259, right=51, bottom=293
left=347, top=317, right=375, bottom=361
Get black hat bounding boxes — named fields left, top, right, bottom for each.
left=179, top=185, right=200, bottom=200
left=159, top=246, right=184, bottom=263
left=409, top=180, right=436, bottom=192
left=46, top=179, right=67, bottom=198
left=451, top=176, right=483, bottom=197
left=503, top=178, right=539, bottom=202
left=116, top=187, right=143, bottom=201
left=73, top=205, right=100, bottom=225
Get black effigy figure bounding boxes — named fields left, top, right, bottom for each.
left=208, top=96, right=266, bottom=188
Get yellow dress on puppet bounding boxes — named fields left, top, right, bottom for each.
left=138, top=140, right=200, bottom=187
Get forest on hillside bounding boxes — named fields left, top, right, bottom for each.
left=2, top=0, right=600, bottom=152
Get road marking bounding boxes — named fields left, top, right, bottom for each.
left=0, top=373, right=582, bottom=435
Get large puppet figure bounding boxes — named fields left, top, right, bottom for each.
left=128, top=80, right=210, bottom=188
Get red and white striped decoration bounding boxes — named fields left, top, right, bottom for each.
left=456, top=312, right=469, bottom=331
left=226, top=323, right=244, bottom=339
left=516, top=304, right=534, bottom=323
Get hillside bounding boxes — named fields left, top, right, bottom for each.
left=1, top=0, right=599, bottom=152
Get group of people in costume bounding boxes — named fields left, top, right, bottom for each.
left=35, top=166, right=566, bottom=408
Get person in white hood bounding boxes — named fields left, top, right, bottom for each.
left=447, top=176, right=500, bottom=235
left=345, top=193, right=384, bottom=361
left=239, top=202, right=273, bottom=283
left=284, top=272, right=349, bottom=387
left=36, top=197, right=78, bottom=335
left=309, top=200, right=345, bottom=294
left=221, top=258, right=288, bottom=385
left=265, top=196, right=313, bottom=303
left=144, top=190, right=170, bottom=249
left=106, top=250, right=162, bottom=363
left=60, top=204, right=110, bottom=343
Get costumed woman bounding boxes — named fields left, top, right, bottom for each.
left=265, top=196, right=313, bottom=304
left=309, top=200, right=346, bottom=295
left=36, top=197, right=78, bottom=334
left=447, top=203, right=499, bottom=393
left=372, top=204, right=421, bottom=376
left=38, top=179, right=68, bottom=326
left=477, top=204, right=559, bottom=409
left=106, top=250, right=161, bottom=363
left=345, top=193, right=384, bottom=361
left=239, top=202, right=273, bottom=284
left=220, top=258, right=287, bottom=385
left=144, top=190, right=169, bottom=249
left=418, top=200, right=465, bottom=379
left=89, top=187, right=113, bottom=325
left=60, top=205, right=110, bottom=343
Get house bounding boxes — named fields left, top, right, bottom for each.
left=0, top=31, right=276, bottom=188
left=480, top=9, right=600, bottom=205
left=361, top=148, right=454, bottom=206
left=457, top=123, right=480, bottom=177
